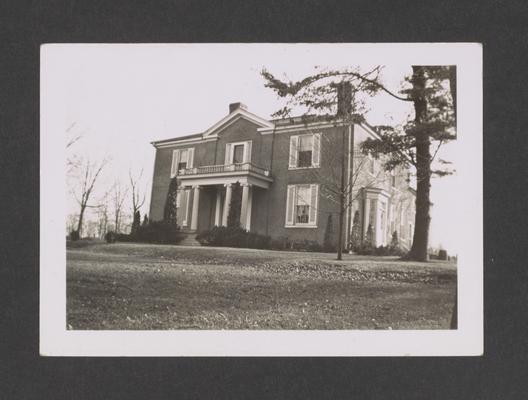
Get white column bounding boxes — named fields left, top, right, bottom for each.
left=214, top=188, right=222, bottom=226
left=190, top=185, right=201, bottom=231
left=246, top=185, right=253, bottom=231
left=222, top=183, right=232, bottom=227
left=363, top=196, right=370, bottom=239
left=372, top=199, right=379, bottom=246
left=240, top=183, right=250, bottom=229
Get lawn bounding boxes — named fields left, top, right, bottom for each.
left=67, top=241, right=457, bottom=330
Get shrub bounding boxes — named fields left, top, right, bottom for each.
left=134, top=221, right=184, bottom=244
left=295, top=239, right=323, bottom=252
left=438, top=249, right=448, bottom=260
left=388, top=231, right=406, bottom=256
left=131, top=210, right=141, bottom=236
left=355, top=242, right=406, bottom=256
left=105, top=231, right=117, bottom=243
left=196, top=226, right=271, bottom=249
left=69, top=230, right=80, bottom=241
left=349, top=211, right=362, bottom=251
left=270, top=236, right=290, bottom=250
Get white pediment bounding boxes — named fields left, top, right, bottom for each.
left=202, top=108, right=274, bottom=138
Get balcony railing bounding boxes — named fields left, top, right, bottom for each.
left=179, top=162, right=271, bottom=177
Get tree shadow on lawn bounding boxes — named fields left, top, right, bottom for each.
left=67, top=257, right=456, bottom=330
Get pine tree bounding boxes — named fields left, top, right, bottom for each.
left=227, top=182, right=242, bottom=228
left=261, top=65, right=456, bottom=261
left=163, top=177, right=178, bottom=224
left=365, top=224, right=374, bottom=247
left=390, top=231, right=400, bottom=250
left=350, top=211, right=362, bottom=251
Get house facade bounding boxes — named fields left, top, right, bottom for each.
left=149, top=102, right=416, bottom=249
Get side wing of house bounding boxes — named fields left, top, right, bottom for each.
left=351, top=123, right=416, bottom=249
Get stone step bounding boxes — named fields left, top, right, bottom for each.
left=178, top=233, right=201, bottom=246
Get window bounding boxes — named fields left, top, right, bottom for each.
left=225, top=141, right=252, bottom=165
left=298, top=135, right=313, bottom=167
left=289, top=133, right=320, bottom=169
left=390, top=170, right=396, bottom=187
left=178, top=149, right=189, bottom=171
left=170, top=147, right=194, bottom=178
left=285, top=184, right=319, bottom=227
left=295, top=185, right=310, bottom=223
left=233, top=144, right=245, bottom=164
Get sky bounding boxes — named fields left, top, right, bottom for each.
left=44, top=44, right=459, bottom=253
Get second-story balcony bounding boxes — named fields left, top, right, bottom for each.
left=177, top=162, right=273, bottom=189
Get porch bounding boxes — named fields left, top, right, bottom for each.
left=176, top=162, right=273, bottom=233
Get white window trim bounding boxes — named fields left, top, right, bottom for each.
left=288, top=133, right=321, bottom=170
left=226, top=141, right=252, bottom=165
left=171, top=147, right=194, bottom=177
left=284, top=183, right=319, bottom=228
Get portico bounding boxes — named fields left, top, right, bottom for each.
left=176, top=162, right=272, bottom=232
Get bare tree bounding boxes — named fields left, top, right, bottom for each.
left=111, top=180, right=128, bottom=234
left=129, top=168, right=146, bottom=235
left=262, top=65, right=456, bottom=261
left=70, top=157, right=109, bottom=238
left=290, top=122, right=390, bottom=260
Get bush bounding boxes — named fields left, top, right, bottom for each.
left=105, top=231, right=117, bottom=243
left=196, top=226, right=271, bottom=249
left=134, top=221, right=184, bottom=244
left=69, top=230, right=80, bottom=241
left=292, top=239, right=323, bottom=252
left=354, top=242, right=405, bottom=256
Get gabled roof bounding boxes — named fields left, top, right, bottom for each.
left=151, top=105, right=274, bottom=148
left=202, top=107, right=274, bottom=138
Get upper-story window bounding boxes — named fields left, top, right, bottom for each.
left=289, top=133, right=321, bottom=169
left=233, top=144, right=245, bottom=164
left=390, top=170, right=396, bottom=187
left=225, top=141, right=252, bottom=165
left=170, top=147, right=194, bottom=178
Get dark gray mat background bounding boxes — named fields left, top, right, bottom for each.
left=1, top=0, right=526, bottom=398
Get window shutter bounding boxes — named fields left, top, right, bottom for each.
left=171, top=149, right=180, bottom=178
left=244, top=141, right=252, bottom=163
left=225, top=143, right=232, bottom=165
left=289, top=135, right=298, bottom=168
left=309, top=184, right=318, bottom=225
left=285, top=185, right=296, bottom=225
left=187, top=148, right=194, bottom=169
left=312, top=133, right=321, bottom=167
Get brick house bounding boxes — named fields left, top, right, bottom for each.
left=149, top=102, right=416, bottom=249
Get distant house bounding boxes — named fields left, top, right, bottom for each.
left=149, top=102, right=416, bottom=249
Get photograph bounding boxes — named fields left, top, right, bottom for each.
left=40, top=43, right=482, bottom=356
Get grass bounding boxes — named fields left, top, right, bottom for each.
left=67, top=242, right=457, bottom=330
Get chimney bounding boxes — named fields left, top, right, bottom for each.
left=229, top=102, right=247, bottom=114
left=336, top=82, right=352, bottom=117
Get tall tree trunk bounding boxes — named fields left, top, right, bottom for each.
left=336, top=82, right=352, bottom=261
left=77, top=205, right=86, bottom=237
left=336, top=126, right=347, bottom=261
left=407, top=66, right=431, bottom=262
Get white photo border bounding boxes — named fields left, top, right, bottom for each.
left=40, top=43, right=482, bottom=356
